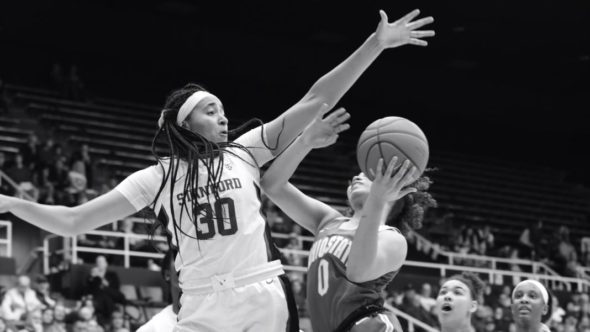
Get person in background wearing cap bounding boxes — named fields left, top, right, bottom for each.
left=511, top=279, right=551, bottom=332
left=435, top=272, right=485, bottom=332
left=0, top=8, right=435, bottom=332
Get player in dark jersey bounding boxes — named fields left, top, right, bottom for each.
left=261, top=108, right=436, bottom=332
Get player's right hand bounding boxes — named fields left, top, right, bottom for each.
left=301, top=104, right=350, bottom=149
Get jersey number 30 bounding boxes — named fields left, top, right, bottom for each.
left=195, top=197, right=238, bottom=239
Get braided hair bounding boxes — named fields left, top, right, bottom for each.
left=386, top=173, right=437, bottom=234
left=150, top=83, right=271, bottom=250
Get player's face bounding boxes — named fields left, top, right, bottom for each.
left=511, top=283, right=547, bottom=325
left=185, top=96, right=228, bottom=143
left=436, top=280, right=476, bottom=327
left=346, top=173, right=371, bottom=210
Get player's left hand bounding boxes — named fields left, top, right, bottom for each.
left=376, top=9, right=435, bottom=48
left=301, top=105, right=350, bottom=149
left=369, top=157, right=417, bottom=203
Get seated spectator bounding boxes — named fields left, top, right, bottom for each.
left=493, top=305, right=511, bottom=332
left=108, top=310, right=129, bottom=332
left=1, top=275, right=43, bottom=322
left=20, top=134, right=39, bottom=172
left=78, top=306, right=104, bottom=332
left=37, top=139, right=56, bottom=172
left=52, top=303, right=68, bottom=332
left=418, top=283, right=437, bottom=314
left=71, top=144, right=93, bottom=189
left=399, top=284, right=438, bottom=327
left=86, top=256, right=125, bottom=325
left=5, top=153, right=38, bottom=201
left=34, top=275, right=56, bottom=309
left=41, top=307, right=65, bottom=332
left=22, top=309, right=43, bottom=332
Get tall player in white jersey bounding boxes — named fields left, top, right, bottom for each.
left=0, top=9, right=435, bottom=332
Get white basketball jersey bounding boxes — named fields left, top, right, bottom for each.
left=116, top=127, right=275, bottom=282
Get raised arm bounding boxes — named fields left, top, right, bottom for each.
left=346, top=157, right=418, bottom=282
left=263, top=9, right=435, bottom=156
left=0, top=190, right=137, bottom=237
left=261, top=106, right=350, bottom=235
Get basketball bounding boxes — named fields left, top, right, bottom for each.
left=356, top=116, right=429, bottom=181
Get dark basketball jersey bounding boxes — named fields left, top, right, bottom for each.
left=306, top=217, right=400, bottom=332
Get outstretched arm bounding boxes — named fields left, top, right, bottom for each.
left=0, top=190, right=137, bottom=237
left=261, top=106, right=350, bottom=235
left=346, top=157, right=418, bottom=282
left=263, top=9, right=435, bottom=157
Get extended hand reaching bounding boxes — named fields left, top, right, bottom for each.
left=301, top=105, right=350, bottom=149
left=376, top=9, right=435, bottom=48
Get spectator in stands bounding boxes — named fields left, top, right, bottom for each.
left=435, top=272, right=484, bottom=332
left=71, top=144, right=93, bottom=189
left=530, top=220, right=548, bottom=261
left=34, top=275, right=56, bottom=309
left=52, top=304, right=68, bottom=332
left=20, top=134, right=39, bottom=172
left=5, top=153, right=38, bottom=201
left=86, top=256, right=125, bottom=326
left=565, top=292, right=582, bottom=318
left=283, top=232, right=304, bottom=267
left=107, top=310, right=128, bottom=332
left=78, top=306, right=104, bottom=332
left=70, top=317, right=89, bottom=332
left=511, top=279, right=550, bottom=332
left=37, top=139, right=56, bottom=172
left=51, top=156, right=71, bottom=205
left=1, top=275, right=43, bottom=322
left=477, top=224, right=495, bottom=256
left=23, top=309, right=43, bottom=332
left=41, top=308, right=64, bottom=332
left=554, top=226, right=578, bottom=277
left=401, top=284, right=438, bottom=327
left=37, top=166, right=56, bottom=204
left=494, top=305, right=512, bottom=332
left=418, top=282, right=437, bottom=314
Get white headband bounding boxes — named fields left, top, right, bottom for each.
left=176, top=91, right=221, bottom=126
left=513, top=280, right=549, bottom=304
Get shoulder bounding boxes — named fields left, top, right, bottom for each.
left=318, top=216, right=348, bottom=234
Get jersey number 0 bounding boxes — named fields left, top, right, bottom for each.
left=195, top=197, right=238, bottom=239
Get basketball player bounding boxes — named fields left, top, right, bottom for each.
left=136, top=250, right=179, bottom=332
left=0, top=9, right=434, bottom=332
left=261, top=107, right=437, bottom=331
left=436, top=272, right=484, bottom=332
left=511, top=280, right=551, bottom=332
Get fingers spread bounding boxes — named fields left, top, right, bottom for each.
left=410, top=30, right=435, bottom=38
left=407, top=16, right=434, bottom=30
left=409, top=38, right=428, bottom=46
left=400, top=9, right=421, bottom=24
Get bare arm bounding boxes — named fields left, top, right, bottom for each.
left=261, top=107, right=350, bottom=235
left=263, top=9, right=434, bottom=156
left=346, top=158, right=417, bottom=282
left=0, top=190, right=137, bottom=237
